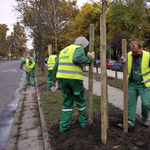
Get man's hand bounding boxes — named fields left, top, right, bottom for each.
left=88, top=52, right=95, bottom=60
left=20, top=65, right=23, bottom=69
left=32, top=73, right=35, bottom=76
left=121, top=56, right=126, bottom=64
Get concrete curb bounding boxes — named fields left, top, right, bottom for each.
left=35, top=78, right=52, bottom=150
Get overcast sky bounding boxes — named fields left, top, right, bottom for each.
left=0, top=0, right=91, bottom=49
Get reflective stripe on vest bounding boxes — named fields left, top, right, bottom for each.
left=47, top=55, right=57, bottom=70
left=56, top=44, right=84, bottom=81
left=59, top=62, right=83, bottom=70
left=128, top=50, right=150, bottom=87
left=25, top=59, right=35, bottom=72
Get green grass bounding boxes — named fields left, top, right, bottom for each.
left=83, top=70, right=123, bottom=90
left=36, top=64, right=123, bottom=128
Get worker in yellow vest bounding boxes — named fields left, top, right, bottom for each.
left=20, top=57, right=36, bottom=86
left=121, top=41, right=150, bottom=131
left=52, top=36, right=95, bottom=133
left=47, top=52, right=58, bottom=90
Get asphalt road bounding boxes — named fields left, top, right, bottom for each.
left=0, top=60, right=25, bottom=149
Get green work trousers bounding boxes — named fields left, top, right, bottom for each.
left=26, top=72, right=35, bottom=85
left=128, top=83, right=150, bottom=127
left=47, top=70, right=53, bottom=90
left=59, top=79, right=88, bottom=132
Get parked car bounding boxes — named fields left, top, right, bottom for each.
left=21, top=57, right=24, bottom=60
left=93, top=59, right=101, bottom=66
left=112, top=60, right=123, bottom=71
left=106, top=59, right=116, bottom=69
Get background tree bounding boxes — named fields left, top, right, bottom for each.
left=63, top=2, right=102, bottom=56
left=109, top=32, right=131, bottom=60
left=12, top=22, right=27, bottom=57
left=40, top=0, right=78, bottom=52
left=14, top=0, right=48, bottom=74
left=108, top=0, right=149, bottom=41
left=0, top=24, right=9, bottom=57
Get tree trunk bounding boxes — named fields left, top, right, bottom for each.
left=41, top=46, right=45, bottom=75
left=55, top=31, right=57, bottom=53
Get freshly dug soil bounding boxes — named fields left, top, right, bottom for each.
left=49, top=112, right=150, bottom=150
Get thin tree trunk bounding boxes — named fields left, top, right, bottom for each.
left=55, top=31, right=57, bottom=52
left=41, top=46, right=45, bottom=75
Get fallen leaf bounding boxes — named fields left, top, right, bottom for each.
left=94, top=145, right=99, bottom=148
left=113, top=145, right=122, bottom=149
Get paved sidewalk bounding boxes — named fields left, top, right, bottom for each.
left=5, top=78, right=51, bottom=150
left=84, top=65, right=123, bottom=79
left=83, top=76, right=150, bottom=122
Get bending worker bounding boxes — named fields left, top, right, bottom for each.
left=47, top=52, right=58, bottom=91
left=20, top=57, right=36, bottom=86
left=121, top=41, right=150, bottom=131
left=53, top=36, right=95, bottom=133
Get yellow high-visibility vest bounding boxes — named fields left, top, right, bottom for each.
left=128, top=50, right=150, bottom=87
left=56, top=44, right=84, bottom=81
left=25, top=59, right=35, bottom=72
left=47, top=55, right=57, bottom=70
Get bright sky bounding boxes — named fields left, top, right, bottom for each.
left=0, top=0, right=91, bottom=49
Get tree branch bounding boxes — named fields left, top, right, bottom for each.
left=105, top=0, right=116, bottom=11
left=89, top=0, right=102, bottom=10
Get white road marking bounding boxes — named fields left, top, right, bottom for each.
left=2, top=68, right=17, bottom=72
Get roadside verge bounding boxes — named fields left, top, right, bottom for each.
left=35, top=78, right=52, bottom=150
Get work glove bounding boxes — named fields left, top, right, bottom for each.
left=87, top=52, right=95, bottom=60
left=20, top=65, right=23, bottom=69
left=51, top=81, right=60, bottom=92
left=55, top=81, right=59, bottom=89
left=120, top=56, right=126, bottom=64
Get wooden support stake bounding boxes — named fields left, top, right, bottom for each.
left=122, top=39, right=128, bottom=132
left=96, top=66, right=98, bottom=73
left=48, top=44, right=52, bottom=56
left=89, top=24, right=94, bottom=125
left=115, top=69, right=117, bottom=78
left=100, top=14, right=107, bottom=144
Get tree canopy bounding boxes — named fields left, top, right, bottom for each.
left=0, top=24, right=9, bottom=57
left=12, top=22, right=27, bottom=57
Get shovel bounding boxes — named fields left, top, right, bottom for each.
left=21, top=67, right=44, bottom=84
